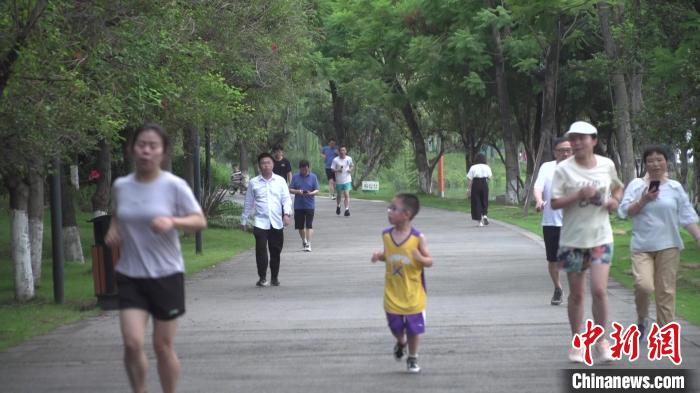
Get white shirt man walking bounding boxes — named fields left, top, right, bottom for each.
left=533, top=137, right=572, bottom=305
left=241, top=152, right=292, bottom=287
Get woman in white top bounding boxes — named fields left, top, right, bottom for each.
left=106, top=123, right=207, bottom=393
left=618, top=145, right=700, bottom=332
left=467, top=153, right=492, bottom=226
left=551, top=121, right=623, bottom=364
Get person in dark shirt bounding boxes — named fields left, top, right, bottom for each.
left=272, top=144, right=292, bottom=184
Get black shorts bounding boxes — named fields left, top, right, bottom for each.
left=294, top=209, right=315, bottom=230
left=325, top=168, right=335, bottom=181
left=116, top=272, right=185, bottom=320
left=543, top=226, right=561, bottom=263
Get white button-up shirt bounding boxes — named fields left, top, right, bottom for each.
left=241, top=173, right=292, bottom=229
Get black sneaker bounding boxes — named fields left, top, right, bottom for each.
left=344, top=209, right=350, bottom=217
left=393, top=342, right=406, bottom=361
left=551, top=287, right=563, bottom=305
left=638, top=319, right=648, bottom=342
left=336, top=206, right=341, bottom=215
left=271, top=278, right=280, bottom=287
left=406, top=356, right=420, bottom=373
left=256, top=278, right=269, bottom=287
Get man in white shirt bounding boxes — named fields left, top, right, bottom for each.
left=331, top=146, right=354, bottom=216
left=533, top=137, right=572, bottom=305
left=241, top=152, right=292, bottom=287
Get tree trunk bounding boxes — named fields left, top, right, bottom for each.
left=239, top=143, right=250, bottom=179
left=5, top=173, right=34, bottom=301
left=205, top=126, right=212, bottom=193
left=597, top=2, right=636, bottom=184
left=182, top=125, right=198, bottom=189
left=91, top=139, right=111, bottom=217
left=329, top=80, right=347, bottom=145
left=679, top=147, right=689, bottom=189
left=392, top=80, right=432, bottom=193
left=488, top=0, right=520, bottom=204
left=28, top=167, right=45, bottom=287
left=525, top=33, right=562, bottom=213
left=61, top=165, right=84, bottom=263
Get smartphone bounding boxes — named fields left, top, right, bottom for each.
left=303, top=190, right=308, bottom=194
left=649, top=180, right=660, bottom=193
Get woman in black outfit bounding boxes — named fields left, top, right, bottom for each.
left=467, top=153, right=493, bottom=226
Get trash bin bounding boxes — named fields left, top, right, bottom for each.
left=89, top=214, right=119, bottom=310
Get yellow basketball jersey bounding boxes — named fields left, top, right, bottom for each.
left=382, top=227, right=426, bottom=314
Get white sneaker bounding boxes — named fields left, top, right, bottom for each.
left=482, top=216, right=489, bottom=225
left=305, top=243, right=312, bottom=252
left=302, top=241, right=308, bottom=250
left=595, top=339, right=614, bottom=363
left=568, top=347, right=584, bottom=363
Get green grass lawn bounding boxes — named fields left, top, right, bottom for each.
left=352, top=190, right=700, bottom=327
left=0, top=207, right=253, bottom=351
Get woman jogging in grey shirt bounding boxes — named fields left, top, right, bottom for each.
left=106, top=123, right=207, bottom=393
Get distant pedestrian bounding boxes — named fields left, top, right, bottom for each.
left=533, top=137, right=572, bottom=305
left=618, top=145, right=700, bottom=334
left=321, top=138, right=338, bottom=199
left=241, top=152, right=292, bottom=287
left=551, top=121, right=623, bottom=364
left=467, top=153, right=492, bottom=226
left=289, top=160, right=320, bottom=252
left=105, top=123, right=207, bottom=393
left=331, top=145, right=354, bottom=216
left=230, top=165, right=247, bottom=195
left=272, top=144, right=292, bottom=184
left=371, top=193, right=433, bottom=373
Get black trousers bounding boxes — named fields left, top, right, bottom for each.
left=253, top=227, right=284, bottom=280
left=470, top=177, right=489, bottom=221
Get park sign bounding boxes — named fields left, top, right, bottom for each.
left=361, top=181, right=379, bottom=192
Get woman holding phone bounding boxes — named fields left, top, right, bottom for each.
left=618, top=145, right=700, bottom=335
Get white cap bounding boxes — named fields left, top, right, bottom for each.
left=565, top=121, right=597, bottom=136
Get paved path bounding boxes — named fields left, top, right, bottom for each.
left=1, top=196, right=698, bottom=392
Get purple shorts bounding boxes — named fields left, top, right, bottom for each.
left=386, top=311, right=426, bottom=336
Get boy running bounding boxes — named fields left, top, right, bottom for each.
left=371, top=193, right=433, bottom=373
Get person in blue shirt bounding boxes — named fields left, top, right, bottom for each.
left=320, top=138, right=338, bottom=199
left=289, top=160, right=320, bottom=252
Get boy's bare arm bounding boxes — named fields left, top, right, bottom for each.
left=413, top=236, right=433, bottom=267
left=371, top=250, right=385, bottom=263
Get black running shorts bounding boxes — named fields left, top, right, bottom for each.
left=117, top=272, right=185, bottom=320
left=542, top=226, right=561, bottom=263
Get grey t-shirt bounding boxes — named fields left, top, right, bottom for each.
left=113, top=171, right=202, bottom=278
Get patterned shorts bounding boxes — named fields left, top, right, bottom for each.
left=557, top=243, right=613, bottom=273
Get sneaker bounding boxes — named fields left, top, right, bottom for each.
left=406, top=356, right=420, bottom=373
left=344, top=209, right=350, bottom=217
left=568, top=347, right=584, bottom=363
left=637, top=319, right=648, bottom=342
left=393, top=342, right=406, bottom=361
left=482, top=216, right=489, bottom=225
left=305, top=243, right=312, bottom=252
left=595, top=339, right=614, bottom=363
left=302, top=241, right=308, bottom=250
left=332, top=194, right=336, bottom=200
left=551, top=287, right=563, bottom=306
left=270, top=278, right=280, bottom=287
left=256, top=279, right=269, bottom=287
left=478, top=221, right=484, bottom=227
left=336, top=206, right=341, bottom=215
